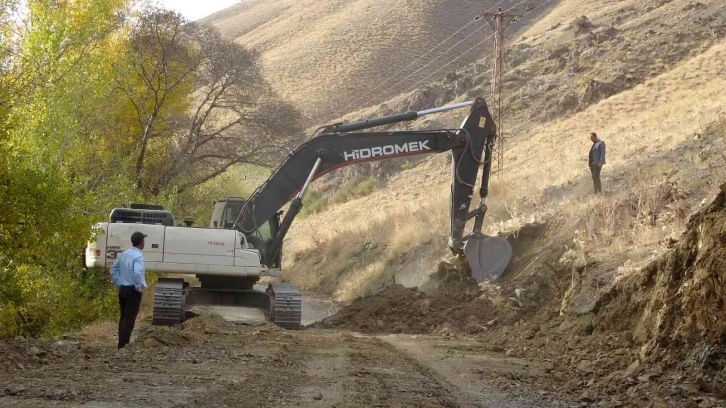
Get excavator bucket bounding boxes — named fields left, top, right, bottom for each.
left=464, top=234, right=512, bottom=282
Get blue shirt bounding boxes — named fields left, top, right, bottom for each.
left=110, top=247, right=147, bottom=291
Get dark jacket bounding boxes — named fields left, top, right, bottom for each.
left=589, top=140, right=606, bottom=166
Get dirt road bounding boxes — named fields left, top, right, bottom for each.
left=0, top=314, right=574, bottom=408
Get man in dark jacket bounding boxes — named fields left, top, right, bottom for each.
left=588, top=132, right=606, bottom=194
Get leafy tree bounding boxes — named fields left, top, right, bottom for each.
left=0, top=0, right=305, bottom=338
left=0, top=0, right=130, bottom=337
left=117, top=8, right=304, bottom=195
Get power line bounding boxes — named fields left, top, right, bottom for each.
left=396, top=0, right=543, bottom=97
left=332, top=0, right=534, bottom=119
left=325, top=20, right=479, bottom=121
left=320, top=0, right=559, bottom=126
left=351, top=25, right=488, bottom=111
left=322, top=0, right=509, bottom=123
left=400, top=35, right=493, bottom=95
left=392, top=0, right=560, bottom=102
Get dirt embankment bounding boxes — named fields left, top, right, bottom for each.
left=596, top=182, right=726, bottom=389
left=317, top=183, right=726, bottom=407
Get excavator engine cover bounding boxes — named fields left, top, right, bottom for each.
left=464, top=234, right=512, bottom=282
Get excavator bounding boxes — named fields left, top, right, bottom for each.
left=85, top=97, right=512, bottom=329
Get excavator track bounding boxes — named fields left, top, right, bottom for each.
left=265, top=283, right=302, bottom=329
left=152, top=278, right=185, bottom=325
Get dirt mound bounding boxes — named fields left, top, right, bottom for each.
left=418, top=257, right=481, bottom=301
left=0, top=337, right=44, bottom=370
left=135, top=313, right=240, bottom=347
left=313, top=284, right=453, bottom=333
left=180, top=313, right=238, bottom=335
left=478, top=183, right=726, bottom=405
left=314, top=258, right=505, bottom=335
left=136, top=326, right=194, bottom=348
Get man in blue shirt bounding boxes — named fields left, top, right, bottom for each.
left=588, top=132, right=606, bottom=194
left=110, top=231, right=148, bottom=349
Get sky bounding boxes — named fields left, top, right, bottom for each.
left=159, top=0, right=241, bottom=21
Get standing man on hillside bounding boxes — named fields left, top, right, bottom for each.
left=110, top=231, right=148, bottom=349
left=588, top=132, right=606, bottom=194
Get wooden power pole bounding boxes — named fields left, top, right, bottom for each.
left=480, top=8, right=518, bottom=174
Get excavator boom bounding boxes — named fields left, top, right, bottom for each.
left=236, top=98, right=511, bottom=281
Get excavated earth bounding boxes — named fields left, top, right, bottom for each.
left=317, top=183, right=726, bottom=407
left=1, top=186, right=724, bottom=407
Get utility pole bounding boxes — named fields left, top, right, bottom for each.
left=478, top=8, right=518, bottom=175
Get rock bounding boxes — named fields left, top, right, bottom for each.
left=580, top=79, right=619, bottom=106
left=45, top=389, right=69, bottom=400
left=577, top=359, right=594, bottom=373
left=313, top=392, right=323, bottom=400
left=571, top=16, right=595, bottom=35
left=143, top=338, right=161, bottom=348
left=698, top=400, right=712, bottom=408
left=637, top=372, right=660, bottom=382
left=623, top=360, right=642, bottom=378
left=543, top=361, right=555, bottom=373
left=28, top=346, right=46, bottom=357
left=697, top=377, right=711, bottom=393
left=677, top=383, right=701, bottom=396
left=579, top=389, right=597, bottom=403
left=7, top=386, right=25, bottom=396
left=651, top=398, right=670, bottom=408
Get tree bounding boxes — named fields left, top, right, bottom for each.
left=118, top=8, right=303, bottom=195
left=0, top=0, right=130, bottom=337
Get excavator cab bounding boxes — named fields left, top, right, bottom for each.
left=210, top=197, right=282, bottom=269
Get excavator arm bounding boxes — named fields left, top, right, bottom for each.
left=235, top=98, right=511, bottom=281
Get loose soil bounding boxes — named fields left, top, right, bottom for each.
left=0, top=313, right=574, bottom=408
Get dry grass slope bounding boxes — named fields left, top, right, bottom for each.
left=203, top=0, right=553, bottom=124
left=282, top=2, right=725, bottom=303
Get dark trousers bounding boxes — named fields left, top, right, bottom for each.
left=589, top=164, right=602, bottom=193
left=118, top=286, right=142, bottom=349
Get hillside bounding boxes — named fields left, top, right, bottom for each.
left=1, top=1, right=725, bottom=407
left=277, top=0, right=725, bottom=402
left=202, top=0, right=556, bottom=124
left=284, top=0, right=725, bottom=302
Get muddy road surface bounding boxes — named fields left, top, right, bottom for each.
left=0, top=313, right=574, bottom=408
